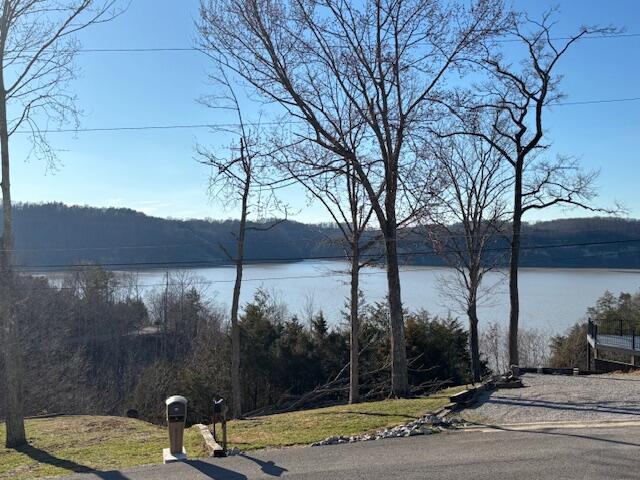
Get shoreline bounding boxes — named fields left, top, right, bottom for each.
left=27, top=260, right=640, bottom=275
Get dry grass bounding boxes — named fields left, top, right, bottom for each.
left=226, top=386, right=464, bottom=450
left=0, top=416, right=207, bottom=479
left=0, top=386, right=463, bottom=478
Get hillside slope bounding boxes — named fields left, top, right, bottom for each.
left=0, top=388, right=460, bottom=479
left=0, top=416, right=207, bottom=479
left=3, top=203, right=639, bottom=269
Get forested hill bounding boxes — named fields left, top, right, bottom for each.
left=3, top=203, right=640, bottom=269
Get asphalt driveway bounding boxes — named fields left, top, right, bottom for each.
left=61, top=425, right=640, bottom=479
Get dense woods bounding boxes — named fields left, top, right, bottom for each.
left=2, top=203, right=639, bottom=269
left=1, top=263, right=631, bottom=426
left=0, top=268, right=475, bottom=425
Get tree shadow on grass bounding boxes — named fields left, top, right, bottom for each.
left=14, top=444, right=130, bottom=479
left=316, top=410, right=416, bottom=420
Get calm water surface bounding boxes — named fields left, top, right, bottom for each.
left=131, top=261, right=640, bottom=334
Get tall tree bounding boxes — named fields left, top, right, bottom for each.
left=0, top=0, right=120, bottom=448
left=426, top=131, right=510, bottom=382
left=279, top=140, right=377, bottom=403
left=447, top=11, right=614, bottom=367
left=197, top=70, right=283, bottom=418
left=198, top=0, right=504, bottom=396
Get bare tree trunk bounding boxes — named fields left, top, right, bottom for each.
left=230, top=257, right=243, bottom=417
left=0, top=0, right=121, bottom=447
left=0, top=293, right=24, bottom=448
left=508, top=163, right=523, bottom=368
left=349, top=244, right=360, bottom=404
left=0, top=85, right=26, bottom=447
left=468, top=298, right=481, bottom=383
left=384, top=219, right=409, bottom=397
left=467, top=265, right=482, bottom=383
left=230, top=169, right=249, bottom=419
left=0, top=103, right=9, bottom=273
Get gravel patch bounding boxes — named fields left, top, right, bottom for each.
left=311, top=414, right=464, bottom=446
left=461, top=373, right=640, bottom=424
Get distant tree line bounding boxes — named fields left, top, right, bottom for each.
left=2, top=203, right=638, bottom=270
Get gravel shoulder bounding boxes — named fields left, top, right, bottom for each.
left=459, top=373, right=640, bottom=424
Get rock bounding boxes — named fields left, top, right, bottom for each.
left=310, top=409, right=460, bottom=447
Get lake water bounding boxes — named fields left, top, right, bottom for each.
left=131, top=261, right=640, bottom=335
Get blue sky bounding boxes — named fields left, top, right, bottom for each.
left=8, top=0, right=640, bottom=223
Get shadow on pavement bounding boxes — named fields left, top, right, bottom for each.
left=466, top=389, right=640, bottom=417
left=481, top=396, right=640, bottom=416
left=186, top=453, right=288, bottom=479
left=580, top=376, right=640, bottom=383
left=239, top=453, right=288, bottom=476
left=480, top=423, right=640, bottom=449
left=187, top=460, right=248, bottom=479
left=14, top=444, right=130, bottom=479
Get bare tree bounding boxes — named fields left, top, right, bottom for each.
left=480, top=321, right=507, bottom=374
left=0, top=0, right=121, bottom=448
left=197, top=0, right=504, bottom=397
left=480, top=321, right=550, bottom=373
left=427, top=132, right=510, bottom=381
left=197, top=70, right=284, bottom=418
left=444, top=11, right=615, bottom=368
left=518, top=327, right=549, bottom=369
left=145, top=270, right=211, bottom=360
left=279, top=139, right=377, bottom=403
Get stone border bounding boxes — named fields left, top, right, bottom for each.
left=310, top=413, right=465, bottom=446
left=310, top=386, right=494, bottom=447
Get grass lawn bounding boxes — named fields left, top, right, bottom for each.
left=227, top=386, right=464, bottom=450
left=0, top=386, right=463, bottom=478
left=0, top=416, right=207, bottom=479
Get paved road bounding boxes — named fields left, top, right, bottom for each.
left=63, top=424, right=640, bottom=479
left=462, top=373, right=640, bottom=424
